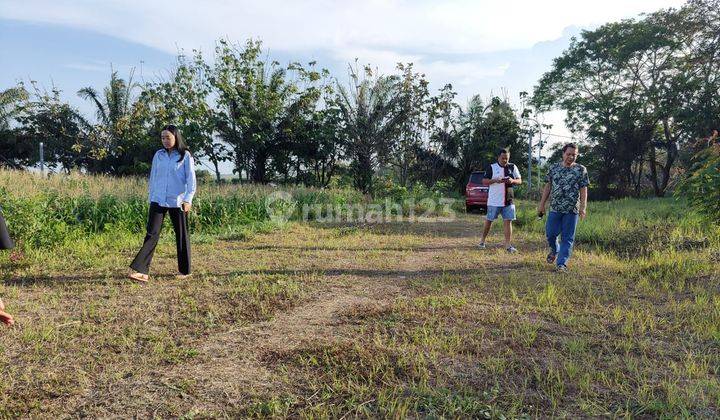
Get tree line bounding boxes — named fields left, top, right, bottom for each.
left=0, top=39, right=528, bottom=195
left=0, top=0, right=717, bottom=204
left=533, top=0, right=720, bottom=198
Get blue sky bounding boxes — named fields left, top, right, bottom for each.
left=0, top=0, right=686, bottom=174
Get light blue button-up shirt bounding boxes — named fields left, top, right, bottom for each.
left=148, top=149, right=197, bottom=208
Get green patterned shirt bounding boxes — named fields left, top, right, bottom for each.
left=544, top=163, right=590, bottom=214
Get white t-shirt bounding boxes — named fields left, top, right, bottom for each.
left=484, top=162, right=521, bottom=207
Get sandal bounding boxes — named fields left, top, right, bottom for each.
left=128, top=272, right=149, bottom=283
left=546, top=252, right=557, bottom=264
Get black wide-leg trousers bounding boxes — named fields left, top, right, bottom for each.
left=0, top=210, right=14, bottom=250
left=130, top=202, right=191, bottom=275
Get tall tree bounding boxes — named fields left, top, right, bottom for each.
left=291, top=95, right=345, bottom=187
left=533, top=0, right=720, bottom=197
left=335, top=63, right=405, bottom=194
left=77, top=70, right=152, bottom=174
left=421, top=84, right=461, bottom=188
left=390, top=63, right=432, bottom=187
left=269, top=62, right=329, bottom=184
left=17, top=83, right=90, bottom=173
left=143, top=53, right=230, bottom=182
left=0, top=85, right=34, bottom=169
left=210, top=39, right=322, bottom=183
left=675, top=0, right=720, bottom=146
left=615, top=12, right=688, bottom=196
left=432, top=94, right=524, bottom=194
left=532, top=25, right=649, bottom=196
left=679, top=130, right=720, bottom=221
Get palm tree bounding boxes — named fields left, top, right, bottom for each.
left=433, top=96, right=523, bottom=194
left=213, top=39, right=309, bottom=183
left=0, top=86, right=28, bottom=131
left=0, top=85, right=32, bottom=169
left=77, top=69, right=143, bottom=173
left=78, top=70, right=136, bottom=127
left=335, top=63, right=405, bottom=194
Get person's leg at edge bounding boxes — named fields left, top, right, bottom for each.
left=556, top=212, right=579, bottom=267
left=169, top=207, right=191, bottom=275
left=503, top=219, right=512, bottom=248
left=0, top=210, right=15, bottom=250
left=0, top=210, right=15, bottom=325
left=130, top=202, right=167, bottom=276
left=480, top=206, right=498, bottom=246
left=0, top=297, right=13, bottom=326
left=481, top=219, right=493, bottom=244
left=502, top=204, right=516, bottom=249
left=546, top=211, right=562, bottom=257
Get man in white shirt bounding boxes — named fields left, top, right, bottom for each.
left=478, top=148, right=522, bottom=252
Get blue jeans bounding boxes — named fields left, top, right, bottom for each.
left=486, top=204, right=516, bottom=221
left=546, top=211, right=579, bottom=267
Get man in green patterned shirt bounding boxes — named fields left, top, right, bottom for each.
left=537, top=143, right=590, bottom=272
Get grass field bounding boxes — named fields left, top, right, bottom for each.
left=1, top=172, right=719, bottom=418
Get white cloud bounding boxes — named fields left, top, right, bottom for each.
left=331, top=48, right=423, bottom=75
left=0, top=0, right=686, bottom=153
left=420, top=61, right=510, bottom=87
left=1, top=0, right=686, bottom=102
left=1, top=0, right=687, bottom=55
left=330, top=47, right=511, bottom=101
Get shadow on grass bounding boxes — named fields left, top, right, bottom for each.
left=215, top=264, right=536, bottom=280
left=237, top=244, right=481, bottom=252
left=3, top=272, right=182, bottom=287
left=307, top=217, right=484, bottom=239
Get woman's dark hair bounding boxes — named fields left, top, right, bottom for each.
left=562, top=142, right=578, bottom=153
left=161, top=124, right=190, bottom=162
left=497, top=148, right=509, bottom=156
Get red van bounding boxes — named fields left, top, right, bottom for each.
left=465, top=171, right=489, bottom=213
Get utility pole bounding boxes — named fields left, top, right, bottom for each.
left=537, top=132, right=544, bottom=186
left=526, top=118, right=542, bottom=191
left=527, top=129, right=532, bottom=190
left=39, top=142, right=45, bottom=175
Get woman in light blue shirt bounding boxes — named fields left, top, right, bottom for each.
left=129, top=125, right=196, bottom=282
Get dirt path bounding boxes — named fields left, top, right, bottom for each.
left=76, top=216, right=509, bottom=416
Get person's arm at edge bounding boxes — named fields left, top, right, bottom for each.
left=482, top=178, right=502, bottom=186
left=182, top=152, right=197, bottom=212
left=578, top=165, right=589, bottom=220
left=538, top=165, right=553, bottom=213
left=481, top=165, right=499, bottom=186
left=148, top=151, right=158, bottom=203
left=538, top=182, right=551, bottom=213
left=510, top=165, right=522, bottom=185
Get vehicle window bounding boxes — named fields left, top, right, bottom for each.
left=469, top=173, right=484, bottom=184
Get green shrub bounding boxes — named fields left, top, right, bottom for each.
left=678, top=143, right=720, bottom=222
